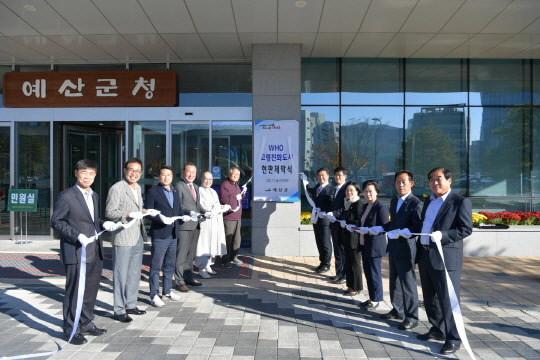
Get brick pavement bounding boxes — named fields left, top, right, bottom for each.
left=0, top=251, right=539, bottom=359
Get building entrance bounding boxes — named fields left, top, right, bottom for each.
left=0, top=125, right=10, bottom=238
left=56, top=122, right=124, bottom=219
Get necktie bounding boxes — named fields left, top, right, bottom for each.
left=396, top=198, right=403, bottom=213
left=316, top=186, right=322, bottom=197
left=189, top=183, right=196, bottom=201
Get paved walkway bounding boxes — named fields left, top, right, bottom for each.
left=0, top=241, right=539, bottom=359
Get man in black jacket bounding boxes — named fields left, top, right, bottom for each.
left=309, top=168, right=335, bottom=274
left=380, top=170, right=422, bottom=331
left=329, top=167, right=349, bottom=283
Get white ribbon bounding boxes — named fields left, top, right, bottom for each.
left=431, top=236, right=476, bottom=360
left=300, top=173, right=319, bottom=223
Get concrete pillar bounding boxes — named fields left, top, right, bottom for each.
left=250, top=44, right=308, bottom=256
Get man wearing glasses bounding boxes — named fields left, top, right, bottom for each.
left=106, top=158, right=149, bottom=323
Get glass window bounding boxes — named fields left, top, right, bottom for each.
left=212, top=121, right=252, bottom=245
left=342, top=58, right=403, bottom=105
left=341, top=106, right=403, bottom=196
left=470, top=59, right=531, bottom=106
left=0, top=125, right=9, bottom=236
left=534, top=60, right=540, bottom=105
left=405, top=59, right=467, bottom=106
left=171, top=63, right=252, bottom=107
left=404, top=106, right=467, bottom=196
left=469, top=107, right=530, bottom=197
left=531, top=108, right=540, bottom=196
left=301, top=107, right=339, bottom=176
left=301, top=58, right=339, bottom=105
left=16, top=122, right=50, bottom=236
left=171, top=122, right=210, bottom=182
left=470, top=198, right=530, bottom=213
left=130, top=121, right=166, bottom=194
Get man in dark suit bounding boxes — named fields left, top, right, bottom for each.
left=380, top=170, right=422, bottom=331
left=329, top=167, right=349, bottom=283
left=309, top=168, right=335, bottom=274
left=144, top=165, right=186, bottom=307
left=416, top=167, right=473, bottom=355
left=174, top=163, right=208, bottom=291
left=51, top=159, right=107, bottom=345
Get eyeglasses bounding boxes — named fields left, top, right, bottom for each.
left=126, top=168, right=142, bottom=174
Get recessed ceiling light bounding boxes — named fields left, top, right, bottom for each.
left=295, top=1, right=307, bottom=8
left=24, top=4, right=37, bottom=12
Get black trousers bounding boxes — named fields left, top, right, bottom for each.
left=313, top=222, right=331, bottom=267
left=223, top=220, right=242, bottom=263
left=343, top=242, right=363, bottom=291
left=417, top=247, right=462, bottom=345
left=330, top=223, right=346, bottom=279
left=175, top=228, right=200, bottom=285
left=63, top=256, right=103, bottom=337
left=388, top=254, right=419, bottom=323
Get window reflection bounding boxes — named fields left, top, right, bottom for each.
left=16, top=122, right=50, bottom=235
left=301, top=107, right=339, bottom=176
left=301, top=58, right=339, bottom=105
left=533, top=109, right=540, bottom=196
left=405, top=59, right=467, bottom=105
left=405, top=106, right=467, bottom=196
left=470, top=107, right=530, bottom=197
left=341, top=107, right=403, bottom=196
left=171, top=123, right=210, bottom=182
left=470, top=59, right=531, bottom=106
left=342, top=59, right=402, bottom=105
left=130, top=121, right=166, bottom=194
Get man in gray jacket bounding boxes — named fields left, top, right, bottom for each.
left=174, top=163, right=208, bottom=292
left=106, top=158, right=149, bottom=323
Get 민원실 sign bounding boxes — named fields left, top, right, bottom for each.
left=3, top=70, right=177, bottom=107
left=7, top=189, right=38, bottom=212
left=253, top=120, right=299, bottom=202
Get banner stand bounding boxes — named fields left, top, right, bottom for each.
left=8, top=189, right=37, bottom=245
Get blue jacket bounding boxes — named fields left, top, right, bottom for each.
left=358, top=199, right=389, bottom=257
left=144, top=184, right=184, bottom=239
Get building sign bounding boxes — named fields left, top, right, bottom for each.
left=253, top=120, right=299, bottom=202
left=211, top=166, right=221, bottom=180
left=7, top=189, right=38, bottom=212
left=3, top=70, right=176, bottom=107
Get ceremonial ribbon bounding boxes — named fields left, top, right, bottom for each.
left=299, top=173, right=319, bottom=223
left=229, top=177, right=251, bottom=213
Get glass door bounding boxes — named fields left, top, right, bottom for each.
left=170, top=122, right=210, bottom=182
left=63, top=124, right=123, bottom=217
left=0, top=124, right=10, bottom=238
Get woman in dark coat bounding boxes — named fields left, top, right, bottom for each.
left=358, top=180, right=389, bottom=310
left=339, top=182, right=364, bottom=296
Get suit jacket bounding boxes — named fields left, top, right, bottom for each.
left=358, top=199, right=389, bottom=257
left=105, top=179, right=148, bottom=246
left=144, top=184, right=184, bottom=239
left=384, top=193, right=423, bottom=259
left=175, top=179, right=206, bottom=231
left=419, top=191, right=473, bottom=271
left=339, top=199, right=363, bottom=249
left=51, top=186, right=104, bottom=265
left=331, top=182, right=349, bottom=219
left=309, top=183, right=335, bottom=226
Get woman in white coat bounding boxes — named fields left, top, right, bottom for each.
left=195, top=171, right=228, bottom=278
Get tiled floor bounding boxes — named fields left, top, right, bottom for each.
left=0, top=243, right=539, bottom=359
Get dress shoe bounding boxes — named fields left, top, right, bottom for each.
left=176, top=284, right=190, bottom=293
left=397, top=320, right=417, bottom=330
left=81, top=326, right=107, bottom=336
left=332, top=277, right=346, bottom=284
left=186, top=279, right=203, bottom=286
left=113, top=313, right=133, bottom=323
left=317, top=265, right=330, bottom=274
left=126, top=307, right=146, bottom=315
left=417, top=331, right=445, bottom=341
left=343, top=290, right=358, bottom=296
left=222, top=261, right=232, bottom=269
left=314, top=264, right=323, bottom=272
left=359, top=300, right=371, bottom=307
left=440, top=342, right=460, bottom=355
left=329, top=276, right=339, bottom=281
left=380, top=311, right=404, bottom=320
left=67, top=334, right=88, bottom=345
left=365, top=301, right=379, bottom=310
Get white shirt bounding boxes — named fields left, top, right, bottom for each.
left=396, top=192, right=411, bottom=214
left=76, top=184, right=94, bottom=221
left=420, top=190, right=451, bottom=245
left=316, top=182, right=329, bottom=196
